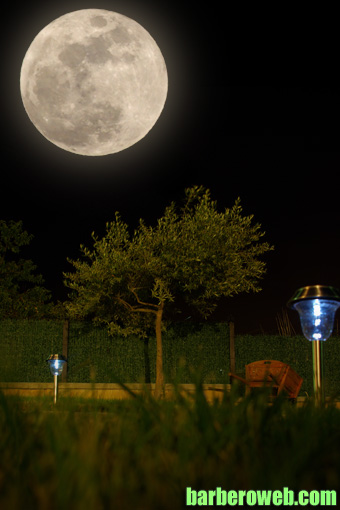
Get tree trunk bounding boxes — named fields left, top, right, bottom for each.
left=154, top=302, right=164, bottom=398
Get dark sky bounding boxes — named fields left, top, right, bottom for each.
left=2, top=1, right=340, bottom=333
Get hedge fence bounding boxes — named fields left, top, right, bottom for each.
left=1, top=319, right=340, bottom=397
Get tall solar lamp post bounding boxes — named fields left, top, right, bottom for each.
left=47, top=354, right=67, bottom=404
left=288, top=285, right=340, bottom=405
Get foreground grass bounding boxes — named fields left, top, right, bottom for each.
left=1, top=385, right=340, bottom=509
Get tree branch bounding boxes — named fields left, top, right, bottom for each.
left=115, top=295, right=157, bottom=315
left=128, top=286, right=159, bottom=309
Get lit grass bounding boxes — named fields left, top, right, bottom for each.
left=1, top=384, right=340, bottom=509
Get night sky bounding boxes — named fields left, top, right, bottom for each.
left=2, top=1, right=340, bottom=333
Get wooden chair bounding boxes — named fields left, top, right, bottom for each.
left=229, top=360, right=303, bottom=400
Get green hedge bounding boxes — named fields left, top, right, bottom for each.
left=1, top=320, right=340, bottom=396
left=0, top=320, right=229, bottom=384
left=58, top=321, right=229, bottom=384
left=0, top=320, right=63, bottom=382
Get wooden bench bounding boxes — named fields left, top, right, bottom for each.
left=229, top=360, right=303, bottom=400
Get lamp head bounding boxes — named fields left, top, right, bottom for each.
left=287, top=285, right=340, bottom=341
left=47, top=354, right=67, bottom=376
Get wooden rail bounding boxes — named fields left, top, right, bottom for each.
left=0, top=382, right=230, bottom=402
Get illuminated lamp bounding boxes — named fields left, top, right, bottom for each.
left=47, top=354, right=67, bottom=404
left=288, top=285, right=340, bottom=404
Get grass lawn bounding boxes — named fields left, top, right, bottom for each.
left=1, top=383, right=340, bottom=509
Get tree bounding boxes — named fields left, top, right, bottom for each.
left=0, top=220, right=52, bottom=318
left=64, top=186, right=273, bottom=395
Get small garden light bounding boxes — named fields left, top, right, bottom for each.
left=47, top=354, right=67, bottom=404
left=288, top=285, right=340, bottom=404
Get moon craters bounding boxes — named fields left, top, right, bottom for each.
left=20, top=9, right=168, bottom=156
left=90, top=15, right=108, bottom=28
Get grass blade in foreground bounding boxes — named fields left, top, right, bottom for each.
left=1, top=387, right=340, bottom=509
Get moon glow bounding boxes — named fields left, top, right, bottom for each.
left=20, top=9, right=168, bottom=156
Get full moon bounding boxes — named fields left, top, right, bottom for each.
left=20, top=9, right=168, bottom=156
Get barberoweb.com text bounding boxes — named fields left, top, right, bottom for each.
left=186, top=487, right=337, bottom=506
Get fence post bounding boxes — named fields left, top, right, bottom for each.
left=229, top=321, right=235, bottom=381
left=62, top=320, right=69, bottom=382
left=144, top=338, right=151, bottom=383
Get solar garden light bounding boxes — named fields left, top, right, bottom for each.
left=288, top=285, right=340, bottom=405
left=47, top=354, right=67, bottom=404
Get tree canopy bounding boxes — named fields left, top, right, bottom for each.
left=64, top=186, right=274, bottom=393
left=0, top=220, right=51, bottom=318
